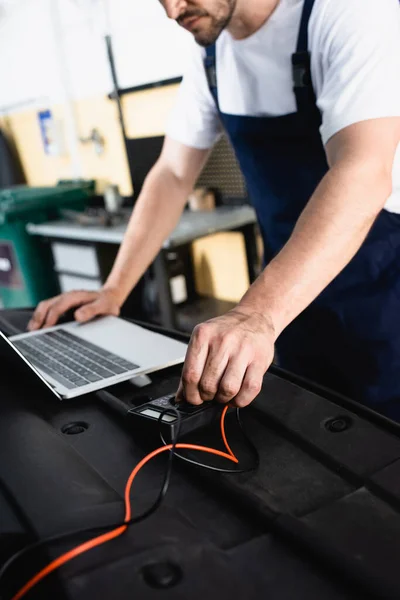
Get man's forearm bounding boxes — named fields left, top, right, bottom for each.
left=104, top=161, right=191, bottom=305
left=239, top=161, right=392, bottom=337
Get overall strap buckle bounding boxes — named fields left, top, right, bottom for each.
left=292, top=0, right=320, bottom=119
left=205, top=55, right=218, bottom=89
left=291, top=50, right=320, bottom=122
left=292, top=51, right=312, bottom=90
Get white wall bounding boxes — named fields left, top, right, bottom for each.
left=0, top=0, right=60, bottom=111
left=108, top=0, right=191, bottom=89
left=0, top=0, right=192, bottom=112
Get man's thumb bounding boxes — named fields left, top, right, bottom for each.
left=74, top=302, right=97, bottom=322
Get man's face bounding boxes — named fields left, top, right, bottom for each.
left=160, top=1, right=236, bottom=46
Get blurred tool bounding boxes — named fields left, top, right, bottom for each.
left=188, top=187, right=216, bottom=212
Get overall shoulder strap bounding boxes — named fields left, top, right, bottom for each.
left=204, top=44, right=220, bottom=108
left=292, top=0, right=319, bottom=117
left=296, top=0, right=316, bottom=53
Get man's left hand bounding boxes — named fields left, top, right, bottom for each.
left=176, top=308, right=275, bottom=407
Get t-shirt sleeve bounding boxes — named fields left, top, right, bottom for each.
left=165, top=42, right=222, bottom=149
left=310, top=0, right=400, bottom=145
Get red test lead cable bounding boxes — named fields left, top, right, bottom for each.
left=11, top=406, right=236, bottom=600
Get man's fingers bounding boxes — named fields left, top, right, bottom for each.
left=28, top=288, right=120, bottom=332
left=74, top=302, right=98, bottom=323
left=198, top=344, right=230, bottom=402
left=74, top=296, right=118, bottom=323
left=42, top=291, right=97, bottom=328
left=29, top=291, right=99, bottom=331
left=175, top=381, right=185, bottom=403
left=28, top=298, right=58, bottom=331
left=230, top=363, right=264, bottom=408
left=215, top=356, right=248, bottom=405
left=179, top=324, right=211, bottom=405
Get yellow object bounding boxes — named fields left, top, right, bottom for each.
left=122, top=84, right=180, bottom=139
left=192, top=232, right=250, bottom=303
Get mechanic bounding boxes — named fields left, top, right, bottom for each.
left=29, top=0, right=400, bottom=420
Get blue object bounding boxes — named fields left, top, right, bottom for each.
left=38, top=109, right=56, bottom=155
left=204, top=0, right=400, bottom=419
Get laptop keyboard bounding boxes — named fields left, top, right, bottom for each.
left=14, top=330, right=139, bottom=390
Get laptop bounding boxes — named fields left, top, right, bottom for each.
left=3, top=316, right=188, bottom=400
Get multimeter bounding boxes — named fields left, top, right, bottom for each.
left=128, top=394, right=223, bottom=441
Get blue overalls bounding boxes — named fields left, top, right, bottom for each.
left=205, top=0, right=400, bottom=420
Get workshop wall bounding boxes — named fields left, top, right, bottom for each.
left=0, top=0, right=189, bottom=191
left=1, top=87, right=251, bottom=302
left=0, top=96, right=133, bottom=195
left=0, top=84, right=180, bottom=195
left=0, top=0, right=251, bottom=303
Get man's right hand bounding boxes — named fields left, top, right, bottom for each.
left=27, top=287, right=122, bottom=331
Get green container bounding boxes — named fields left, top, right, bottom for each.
left=0, top=180, right=95, bottom=308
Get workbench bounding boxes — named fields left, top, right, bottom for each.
left=27, top=206, right=258, bottom=331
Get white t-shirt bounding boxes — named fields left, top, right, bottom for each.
left=166, top=0, right=400, bottom=212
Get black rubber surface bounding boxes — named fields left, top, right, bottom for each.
left=1, top=309, right=400, bottom=600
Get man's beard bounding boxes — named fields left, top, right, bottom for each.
left=178, top=1, right=236, bottom=47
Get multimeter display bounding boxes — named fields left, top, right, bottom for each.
left=139, top=408, right=177, bottom=422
